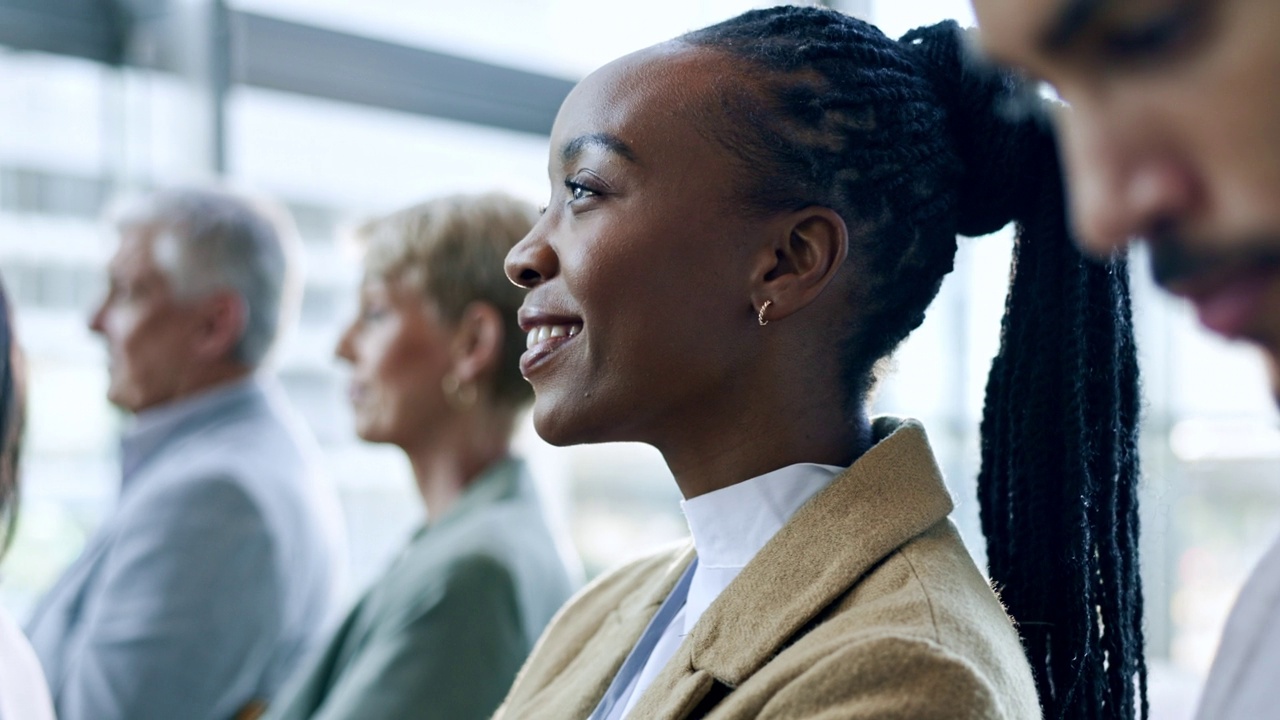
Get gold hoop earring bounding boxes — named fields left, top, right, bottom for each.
left=757, top=300, right=773, bottom=327
left=441, top=373, right=477, bottom=409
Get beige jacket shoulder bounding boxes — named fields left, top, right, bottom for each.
left=494, top=418, right=1041, bottom=720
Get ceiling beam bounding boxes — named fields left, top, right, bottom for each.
left=0, top=0, right=125, bottom=63
left=232, top=12, right=571, bottom=136
left=0, top=0, right=573, bottom=136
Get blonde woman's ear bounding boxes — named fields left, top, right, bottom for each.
left=450, top=301, right=505, bottom=385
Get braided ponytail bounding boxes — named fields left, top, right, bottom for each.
left=684, top=9, right=1146, bottom=718
left=903, top=21, right=1147, bottom=719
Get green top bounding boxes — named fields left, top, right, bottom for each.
left=264, top=458, right=579, bottom=720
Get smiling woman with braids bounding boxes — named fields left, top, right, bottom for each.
left=497, top=6, right=1143, bottom=720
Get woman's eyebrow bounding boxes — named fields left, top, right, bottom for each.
left=560, top=133, right=638, bottom=165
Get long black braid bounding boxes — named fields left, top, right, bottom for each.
left=683, top=7, right=1145, bottom=719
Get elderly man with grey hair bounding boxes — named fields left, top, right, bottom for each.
left=25, top=187, right=347, bottom=720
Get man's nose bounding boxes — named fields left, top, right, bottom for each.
left=88, top=301, right=107, bottom=336
left=1058, top=103, right=1200, bottom=259
left=334, top=321, right=357, bottom=363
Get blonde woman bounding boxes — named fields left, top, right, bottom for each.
left=266, top=193, right=579, bottom=720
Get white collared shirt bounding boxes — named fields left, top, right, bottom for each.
left=603, top=462, right=843, bottom=720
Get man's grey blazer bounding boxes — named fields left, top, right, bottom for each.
left=26, top=376, right=347, bottom=720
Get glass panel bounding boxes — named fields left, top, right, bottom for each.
left=0, top=49, right=118, bottom=618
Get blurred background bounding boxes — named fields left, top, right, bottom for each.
left=0, top=1, right=1276, bottom=717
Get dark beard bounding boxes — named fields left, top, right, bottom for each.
left=1148, top=224, right=1280, bottom=291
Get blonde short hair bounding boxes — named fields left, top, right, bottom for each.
left=358, top=192, right=538, bottom=408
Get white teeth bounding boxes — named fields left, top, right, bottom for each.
left=525, top=324, right=582, bottom=349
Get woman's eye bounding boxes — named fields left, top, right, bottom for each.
left=564, top=180, right=600, bottom=202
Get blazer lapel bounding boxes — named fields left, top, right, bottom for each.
left=628, top=418, right=955, bottom=718
left=24, top=525, right=117, bottom=696
left=519, top=546, right=697, bottom=720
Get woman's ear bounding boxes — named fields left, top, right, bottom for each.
left=449, top=301, right=504, bottom=385
left=749, top=206, right=848, bottom=323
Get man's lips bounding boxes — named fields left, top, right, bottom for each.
left=347, top=383, right=365, bottom=405
left=1147, top=230, right=1280, bottom=341
left=1167, top=265, right=1280, bottom=339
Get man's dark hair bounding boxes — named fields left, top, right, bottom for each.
left=684, top=8, right=1146, bottom=719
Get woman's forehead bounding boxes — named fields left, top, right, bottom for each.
left=552, top=44, right=740, bottom=157
left=568, top=46, right=737, bottom=124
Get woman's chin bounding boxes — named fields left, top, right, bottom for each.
left=531, top=409, right=580, bottom=447
left=531, top=399, right=605, bottom=447
left=531, top=396, right=634, bottom=448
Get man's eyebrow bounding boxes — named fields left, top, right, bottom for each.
left=1043, top=0, right=1110, bottom=52
left=559, top=133, right=638, bottom=165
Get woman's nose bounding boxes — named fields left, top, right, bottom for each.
left=504, top=222, right=559, bottom=289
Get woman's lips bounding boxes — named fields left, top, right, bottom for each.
left=525, top=323, right=581, bottom=349
left=520, top=322, right=582, bottom=377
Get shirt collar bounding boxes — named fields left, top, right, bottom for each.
left=680, top=462, right=842, bottom=633
left=121, top=374, right=263, bottom=482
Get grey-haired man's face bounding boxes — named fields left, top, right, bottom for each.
left=972, top=0, right=1280, bottom=399
left=88, top=232, right=207, bottom=413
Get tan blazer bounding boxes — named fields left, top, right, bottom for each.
left=494, top=418, right=1041, bottom=720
